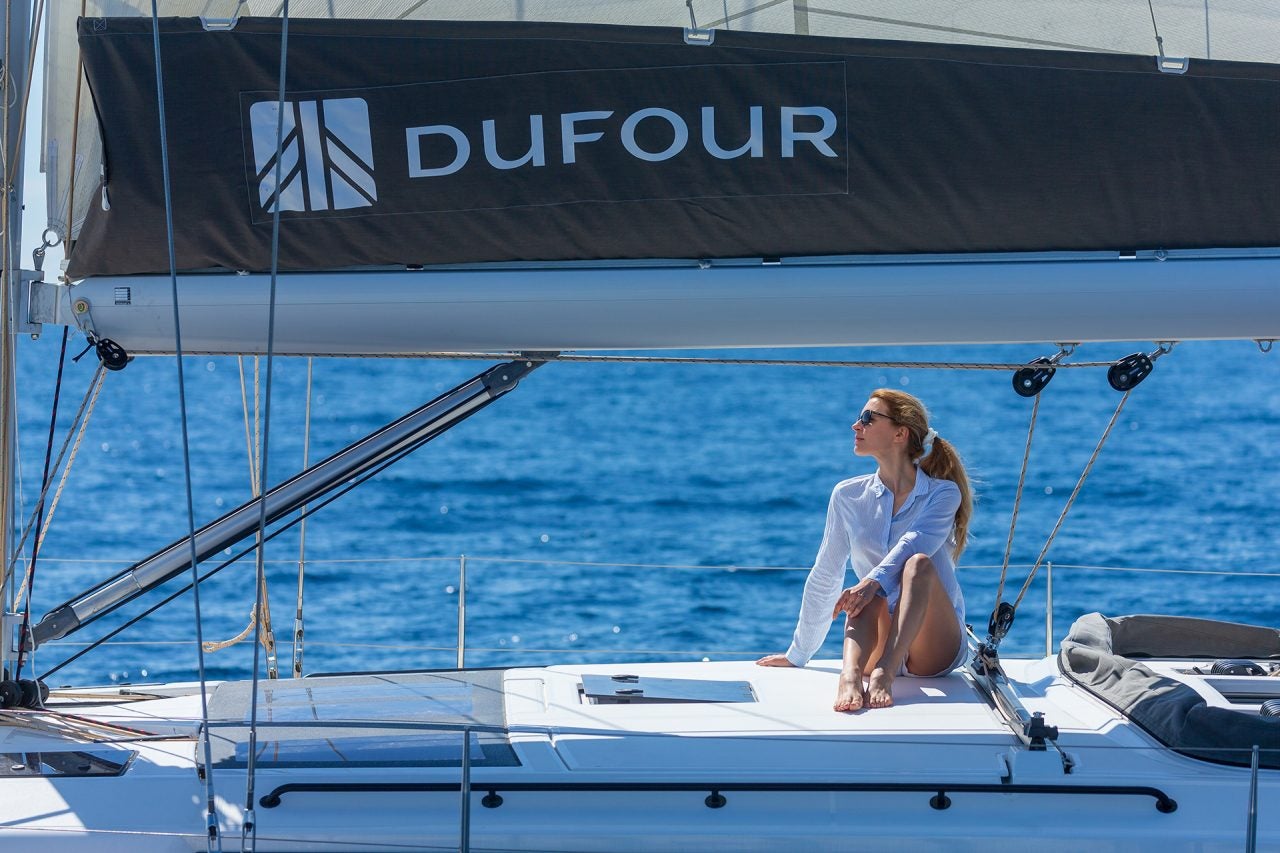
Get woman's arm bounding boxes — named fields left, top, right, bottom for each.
left=863, top=480, right=960, bottom=601
left=781, top=488, right=852, bottom=667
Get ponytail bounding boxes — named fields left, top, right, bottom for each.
left=919, top=437, right=972, bottom=558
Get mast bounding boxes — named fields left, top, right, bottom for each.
left=0, top=0, right=32, bottom=679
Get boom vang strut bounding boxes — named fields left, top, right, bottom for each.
left=28, top=355, right=551, bottom=650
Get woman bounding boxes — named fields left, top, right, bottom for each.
left=757, top=389, right=972, bottom=712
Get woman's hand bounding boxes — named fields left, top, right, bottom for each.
left=755, top=654, right=795, bottom=667
left=832, top=578, right=883, bottom=619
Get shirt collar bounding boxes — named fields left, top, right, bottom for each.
left=871, top=467, right=932, bottom=501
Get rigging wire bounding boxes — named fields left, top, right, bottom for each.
left=1146, top=0, right=1166, bottom=57
left=363, top=351, right=1116, bottom=370
left=0, top=0, right=16, bottom=633
left=13, top=327, right=69, bottom=679
left=147, top=4, right=221, bottom=849
left=103, top=350, right=1127, bottom=369
left=241, top=7, right=293, bottom=846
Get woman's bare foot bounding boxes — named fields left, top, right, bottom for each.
left=867, top=668, right=895, bottom=708
left=834, top=671, right=865, bottom=712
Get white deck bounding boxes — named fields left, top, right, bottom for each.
left=0, top=657, right=1275, bottom=851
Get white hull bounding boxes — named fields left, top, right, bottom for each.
left=3, top=656, right=1275, bottom=851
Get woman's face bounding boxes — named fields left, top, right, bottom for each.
left=851, top=397, right=906, bottom=458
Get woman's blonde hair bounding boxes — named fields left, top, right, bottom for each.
left=870, top=388, right=972, bottom=558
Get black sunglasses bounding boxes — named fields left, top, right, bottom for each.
left=855, top=409, right=898, bottom=427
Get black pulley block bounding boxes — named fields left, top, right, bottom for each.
left=1107, top=352, right=1153, bottom=391
left=987, top=601, right=1016, bottom=643
left=0, top=680, right=20, bottom=709
left=96, top=338, right=130, bottom=371
left=1012, top=357, right=1056, bottom=398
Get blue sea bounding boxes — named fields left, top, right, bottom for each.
left=11, top=339, right=1280, bottom=687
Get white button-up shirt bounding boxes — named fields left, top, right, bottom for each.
left=784, top=469, right=966, bottom=667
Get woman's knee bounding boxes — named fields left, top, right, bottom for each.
left=903, top=554, right=936, bottom=582
left=844, top=598, right=886, bottom=634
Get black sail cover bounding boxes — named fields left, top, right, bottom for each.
left=68, top=16, right=1280, bottom=278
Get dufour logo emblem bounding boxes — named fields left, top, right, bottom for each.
left=250, top=98, right=377, bottom=213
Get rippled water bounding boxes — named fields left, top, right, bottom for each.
left=12, top=339, right=1280, bottom=686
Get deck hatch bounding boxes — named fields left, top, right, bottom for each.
left=201, top=670, right=519, bottom=769
left=1, top=748, right=135, bottom=777
left=581, top=674, right=756, bottom=704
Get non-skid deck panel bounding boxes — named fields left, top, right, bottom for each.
left=509, top=660, right=1027, bottom=775
left=202, top=670, right=518, bottom=769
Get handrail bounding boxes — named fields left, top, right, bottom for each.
left=258, top=779, right=1178, bottom=813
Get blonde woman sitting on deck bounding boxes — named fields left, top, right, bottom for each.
left=757, top=389, right=972, bottom=711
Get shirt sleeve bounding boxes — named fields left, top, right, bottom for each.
left=863, top=480, right=960, bottom=603
left=784, top=487, right=852, bottom=667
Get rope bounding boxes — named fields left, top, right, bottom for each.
left=147, top=6, right=220, bottom=850
left=13, top=363, right=104, bottom=596
left=206, top=357, right=275, bottom=657
left=243, top=8, right=292, bottom=845
left=992, top=394, right=1040, bottom=609
left=14, top=328, right=70, bottom=677
left=203, top=606, right=256, bottom=653
left=35, top=366, right=105, bottom=552
left=292, top=358, right=314, bottom=678
left=237, top=356, right=258, bottom=494
left=7, top=362, right=104, bottom=587
left=1011, top=391, right=1132, bottom=610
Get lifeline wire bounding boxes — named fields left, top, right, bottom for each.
left=242, top=8, right=292, bottom=848
left=147, top=5, right=221, bottom=850
left=14, top=327, right=69, bottom=678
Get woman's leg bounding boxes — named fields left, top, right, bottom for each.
left=835, top=596, right=889, bottom=711
left=867, top=555, right=962, bottom=708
